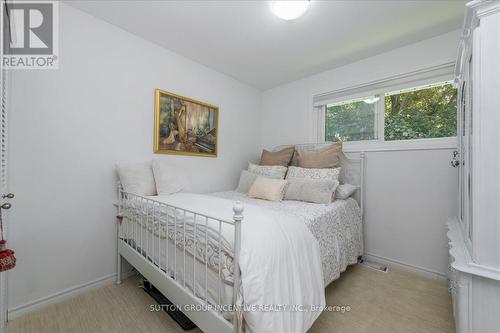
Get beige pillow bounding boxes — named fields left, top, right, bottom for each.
left=259, top=146, right=295, bottom=167
left=296, top=143, right=342, bottom=168
left=248, top=177, right=287, bottom=201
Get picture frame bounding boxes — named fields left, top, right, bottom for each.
left=154, top=89, right=218, bottom=157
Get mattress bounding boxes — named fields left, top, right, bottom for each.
left=121, top=190, right=363, bottom=313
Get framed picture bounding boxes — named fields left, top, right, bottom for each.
left=154, top=89, right=218, bottom=157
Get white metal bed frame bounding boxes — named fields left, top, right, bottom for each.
left=115, top=144, right=365, bottom=333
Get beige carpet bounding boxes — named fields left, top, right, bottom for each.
left=7, top=265, right=454, bottom=333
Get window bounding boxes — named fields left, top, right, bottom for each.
left=320, top=80, right=457, bottom=149
left=325, top=97, right=378, bottom=142
left=384, top=82, right=457, bottom=141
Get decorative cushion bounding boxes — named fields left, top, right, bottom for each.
left=236, top=170, right=259, bottom=193
left=259, top=146, right=295, bottom=167
left=336, top=183, right=359, bottom=200
left=248, top=162, right=287, bottom=179
left=296, top=142, right=342, bottom=168
left=248, top=177, right=287, bottom=202
left=152, top=159, right=191, bottom=195
left=286, top=166, right=341, bottom=182
left=116, top=162, right=157, bottom=196
left=284, top=179, right=338, bottom=204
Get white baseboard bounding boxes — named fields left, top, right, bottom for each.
left=7, top=269, right=136, bottom=320
left=7, top=255, right=445, bottom=320
left=363, top=253, right=447, bottom=281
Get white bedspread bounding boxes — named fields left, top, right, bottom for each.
left=127, top=193, right=326, bottom=333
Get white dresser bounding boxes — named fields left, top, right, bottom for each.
left=448, top=1, right=500, bottom=332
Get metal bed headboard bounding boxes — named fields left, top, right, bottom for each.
left=272, top=143, right=365, bottom=217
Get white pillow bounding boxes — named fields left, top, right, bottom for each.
left=248, top=177, right=287, bottom=202
left=284, top=179, right=338, bottom=204
left=336, top=183, right=359, bottom=200
left=116, top=162, right=156, bottom=196
left=248, top=162, right=287, bottom=179
left=152, top=159, right=191, bottom=195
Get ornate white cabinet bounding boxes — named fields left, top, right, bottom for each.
left=448, top=1, right=500, bottom=332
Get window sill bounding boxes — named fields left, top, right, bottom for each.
left=340, top=137, right=457, bottom=153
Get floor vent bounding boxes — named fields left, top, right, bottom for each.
left=359, top=257, right=389, bottom=273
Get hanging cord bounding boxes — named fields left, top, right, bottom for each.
left=0, top=208, right=4, bottom=242
left=0, top=209, right=6, bottom=254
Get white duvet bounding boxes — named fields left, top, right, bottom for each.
left=232, top=198, right=326, bottom=333
left=126, top=193, right=326, bottom=333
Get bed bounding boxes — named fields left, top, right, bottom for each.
left=116, top=144, right=365, bottom=333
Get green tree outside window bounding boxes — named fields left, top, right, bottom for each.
left=384, top=83, right=457, bottom=141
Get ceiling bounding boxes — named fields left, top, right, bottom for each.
left=69, top=1, right=466, bottom=90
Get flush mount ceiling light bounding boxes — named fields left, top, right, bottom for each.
left=271, top=1, right=310, bottom=20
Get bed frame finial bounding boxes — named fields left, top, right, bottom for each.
left=232, top=201, right=244, bottom=331
left=233, top=201, right=244, bottom=222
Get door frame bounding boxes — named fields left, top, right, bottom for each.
left=0, top=1, right=10, bottom=331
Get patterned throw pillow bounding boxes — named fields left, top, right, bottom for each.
left=248, top=162, right=287, bottom=179
left=284, top=179, right=338, bottom=204
left=286, top=166, right=341, bottom=182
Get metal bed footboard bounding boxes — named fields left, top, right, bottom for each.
left=116, top=189, right=244, bottom=333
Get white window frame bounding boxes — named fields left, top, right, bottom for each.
left=314, top=67, right=458, bottom=153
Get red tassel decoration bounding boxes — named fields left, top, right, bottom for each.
left=0, top=217, right=16, bottom=272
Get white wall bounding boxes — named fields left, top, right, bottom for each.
left=7, top=3, right=261, bottom=312
left=261, top=31, right=460, bottom=277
